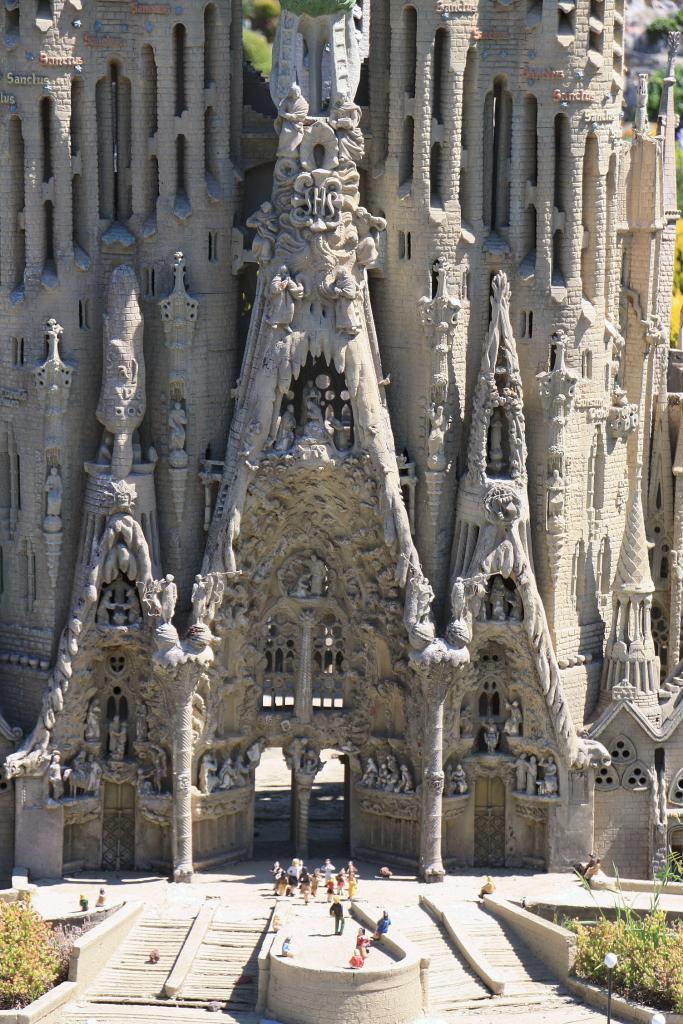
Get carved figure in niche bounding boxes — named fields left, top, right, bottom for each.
left=84, top=700, right=101, bottom=742
left=247, top=201, right=279, bottom=265
left=274, top=404, right=297, bottom=452
left=507, top=588, right=523, bottom=622
left=330, top=99, right=363, bottom=164
left=47, top=751, right=64, bottom=801
left=97, top=579, right=141, bottom=627
left=191, top=572, right=225, bottom=627
left=150, top=745, right=167, bottom=793
left=87, top=753, right=102, bottom=794
left=459, top=705, right=473, bottom=738
left=427, top=404, right=447, bottom=471
left=538, top=757, right=559, bottom=796
left=547, top=469, right=565, bottom=522
left=218, top=756, right=239, bottom=790
left=158, top=575, right=178, bottom=625
left=488, top=408, right=505, bottom=473
left=136, top=702, right=149, bottom=742
left=490, top=577, right=508, bottom=622
left=108, top=715, right=128, bottom=760
left=446, top=763, right=468, bottom=796
left=383, top=754, right=400, bottom=792
left=330, top=414, right=353, bottom=452
left=244, top=736, right=268, bottom=770
left=397, top=764, right=414, bottom=793
left=168, top=403, right=188, bottom=468
left=406, top=573, right=436, bottom=650
left=265, top=266, right=304, bottom=331
left=360, top=757, right=378, bottom=787
left=483, top=719, right=500, bottom=754
left=275, top=84, right=309, bottom=157
left=526, top=754, right=538, bottom=795
left=192, top=692, right=206, bottom=745
left=503, top=699, right=523, bottom=736
left=199, top=751, right=219, bottom=794
left=321, top=267, right=362, bottom=338
left=515, top=753, right=529, bottom=792
left=302, top=380, right=328, bottom=439
left=44, top=467, right=62, bottom=520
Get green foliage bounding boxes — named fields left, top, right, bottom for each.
left=243, top=27, right=273, bottom=77
left=243, top=0, right=281, bottom=43
left=646, top=11, right=683, bottom=44
left=281, top=0, right=357, bottom=14
left=646, top=65, right=683, bottom=122
left=567, top=856, right=683, bottom=1013
left=0, top=903, right=62, bottom=1010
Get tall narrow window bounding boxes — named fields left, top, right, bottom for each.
left=402, top=6, right=417, bottom=99
left=520, top=95, right=538, bottom=271
left=459, top=47, right=477, bottom=226
left=204, top=4, right=219, bottom=88
left=70, top=77, right=83, bottom=158
left=432, top=28, right=446, bottom=124
left=9, top=116, right=26, bottom=292
left=552, top=114, right=570, bottom=286
left=588, top=0, right=604, bottom=61
left=430, top=142, right=443, bottom=208
left=44, top=200, right=55, bottom=266
left=176, top=135, right=187, bottom=199
left=142, top=44, right=158, bottom=138
left=604, top=154, right=617, bottom=317
left=4, top=7, right=19, bottom=47
left=174, top=24, right=187, bottom=116
left=96, top=64, right=132, bottom=222
left=582, top=134, right=599, bottom=304
left=399, top=117, right=414, bottom=189
left=40, top=97, right=54, bottom=183
left=205, top=107, right=219, bottom=195
left=483, top=77, right=512, bottom=233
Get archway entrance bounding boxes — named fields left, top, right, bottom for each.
left=307, top=751, right=349, bottom=861
left=473, top=776, right=505, bottom=867
left=253, top=748, right=292, bottom=861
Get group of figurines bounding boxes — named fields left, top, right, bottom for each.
left=458, top=698, right=523, bottom=742
left=47, top=748, right=102, bottom=802
left=197, top=738, right=266, bottom=794
left=514, top=752, right=559, bottom=797
left=271, top=857, right=360, bottom=904
left=476, top=576, right=523, bottom=624
left=359, top=752, right=414, bottom=794
left=444, top=762, right=469, bottom=796
left=271, top=377, right=354, bottom=456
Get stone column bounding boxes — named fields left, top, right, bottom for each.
left=293, top=771, right=314, bottom=860
left=171, top=675, right=195, bottom=883
left=295, top=609, right=314, bottom=724
left=416, top=664, right=451, bottom=882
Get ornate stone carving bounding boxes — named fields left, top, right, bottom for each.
left=33, top=319, right=74, bottom=459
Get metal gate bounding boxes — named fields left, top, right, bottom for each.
left=102, top=781, right=135, bottom=870
left=474, top=776, right=505, bottom=868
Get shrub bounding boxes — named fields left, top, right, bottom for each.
left=243, top=0, right=281, bottom=42
left=0, top=902, right=62, bottom=1010
left=243, top=28, right=273, bottom=77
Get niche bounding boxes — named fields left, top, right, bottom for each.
left=96, top=64, right=132, bottom=223
left=399, top=117, right=414, bottom=189
left=402, top=6, right=417, bottom=99
left=204, top=4, right=219, bottom=88
left=581, top=134, right=599, bottom=303
left=205, top=107, right=219, bottom=196
left=40, top=97, right=54, bottom=183
left=459, top=48, right=477, bottom=227
left=174, top=24, right=187, bottom=116
left=483, top=77, right=512, bottom=233
left=432, top=29, right=447, bottom=124
left=8, top=116, right=25, bottom=292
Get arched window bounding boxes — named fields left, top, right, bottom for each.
left=483, top=77, right=512, bottom=232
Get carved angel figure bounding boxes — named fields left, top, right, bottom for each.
left=265, top=266, right=304, bottom=330
left=84, top=700, right=101, bottom=742
left=397, top=763, right=414, bottom=793
left=44, top=466, right=63, bottom=519
left=199, top=751, right=219, bottom=794
left=503, top=699, right=523, bottom=736
left=446, top=762, right=468, bottom=796
left=360, top=757, right=379, bottom=788
left=483, top=719, right=499, bottom=754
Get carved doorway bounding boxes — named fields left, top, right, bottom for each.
left=102, top=782, right=135, bottom=870
left=474, top=777, right=505, bottom=867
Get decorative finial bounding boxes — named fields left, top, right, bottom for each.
left=667, top=31, right=680, bottom=79
left=635, top=73, right=649, bottom=133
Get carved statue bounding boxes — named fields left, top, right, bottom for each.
left=218, top=756, right=239, bottom=790
left=321, top=267, right=362, bottom=337
left=47, top=751, right=64, bottom=801
left=515, top=753, right=528, bottom=793
left=507, top=588, right=523, bottom=622
left=151, top=745, right=167, bottom=793
left=247, top=201, right=279, bottom=264
left=503, top=699, right=523, bottom=736
left=383, top=754, right=400, bottom=792
left=191, top=572, right=225, bottom=627
left=158, top=575, right=178, bottom=625
left=490, top=577, right=508, bottom=622
left=330, top=99, right=364, bottom=164
left=483, top=719, right=499, bottom=754
left=274, top=403, right=297, bottom=451
left=275, top=84, right=309, bottom=157
left=199, top=751, right=219, bottom=794
left=44, top=467, right=63, bottom=519
left=488, top=408, right=505, bottom=473
left=538, top=757, right=559, bottom=796
left=108, top=715, right=128, bottom=760
left=84, top=700, right=101, bottom=742
left=293, top=554, right=328, bottom=597
left=301, top=380, right=327, bottom=438
left=96, top=265, right=145, bottom=480
left=459, top=705, right=473, bottom=738
left=64, top=750, right=101, bottom=797
left=265, top=266, right=304, bottom=330
left=526, top=755, right=538, bottom=795
left=405, top=572, right=436, bottom=650
left=244, top=736, right=268, bottom=769
left=136, top=702, right=149, bottom=742
left=168, top=403, right=188, bottom=468
left=397, top=763, right=414, bottom=793
left=427, top=404, right=447, bottom=471
left=446, top=763, right=468, bottom=796
left=360, top=757, right=379, bottom=788
left=87, top=753, right=102, bottom=794
left=547, top=469, right=565, bottom=522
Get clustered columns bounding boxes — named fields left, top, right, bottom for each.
left=292, top=768, right=315, bottom=860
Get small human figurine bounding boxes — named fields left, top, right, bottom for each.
left=48, top=751, right=64, bottom=801
left=479, top=876, right=496, bottom=899
left=86, top=753, right=102, bottom=794
left=280, top=936, right=295, bottom=958
left=96, top=888, right=106, bottom=908
left=373, top=911, right=391, bottom=941
left=325, top=876, right=335, bottom=902
left=274, top=403, right=297, bottom=452
left=490, top=576, right=508, bottom=622
left=84, top=700, right=101, bottom=743
left=168, top=402, right=188, bottom=464
left=108, top=716, right=128, bottom=759
left=136, top=702, right=149, bottom=742
left=538, top=757, right=559, bottom=796
left=158, top=575, right=178, bottom=625
left=246, top=201, right=278, bottom=264
left=446, top=762, right=468, bottom=796
left=265, top=266, right=304, bottom=331
left=526, top=754, right=538, bottom=796
left=483, top=719, right=499, bottom=754
left=275, top=84, right=309, bottom=157
left=427, top=404, right=447, bottom=471
left=507, top=588, right=523, bottom=622
left=300, top=868, right=312, bottom=905
left=198, top=751, right=219, bottom=794
left=321, top=266, right=362, bottom=337
left=384, top=754, right=400, bottom=792
left=360, top=757, right=379, bottom=788
left=270, top=861, right=281, bottom=890
left=459, top=705, right=473, bottom=738
left=347, top=873, right=358, bottom=900
left=321, top=857, right=337, bottom=882
left=44, top=466, right=63, bottom=520
left=350, top=949, right=365, bottom=969
left=275, top=868, right=288, bottom=897
left=329, top=895, right=345, bottom=935
left=355, top=927, right=371, bottom=960
left=503, top=699, right=523, bottom=736
left=335, top=870, right=346, bottom=897
left=310, top=868, right=321, bottom=898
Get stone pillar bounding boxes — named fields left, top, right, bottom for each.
left=295, top=609, right=314, bottom=724
left=293, top=771, right=314, bottom=860
left=417, top=665, right=451, bottom=882
left=171, top=678, right=195, bottom=883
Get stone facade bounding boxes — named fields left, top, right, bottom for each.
left=0, top=0, right=681, bottom=884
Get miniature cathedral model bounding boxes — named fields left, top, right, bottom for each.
left=0, top=0, right=681, bottom=883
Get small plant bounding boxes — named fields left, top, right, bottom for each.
left=0, top=902, right=62, bottom=1010
left=567, top=855, right=683, bottom=1013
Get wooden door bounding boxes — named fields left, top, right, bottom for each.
left=474, top=776, right=505, bottom=868
left=102, top=782, right=135, bottom=870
